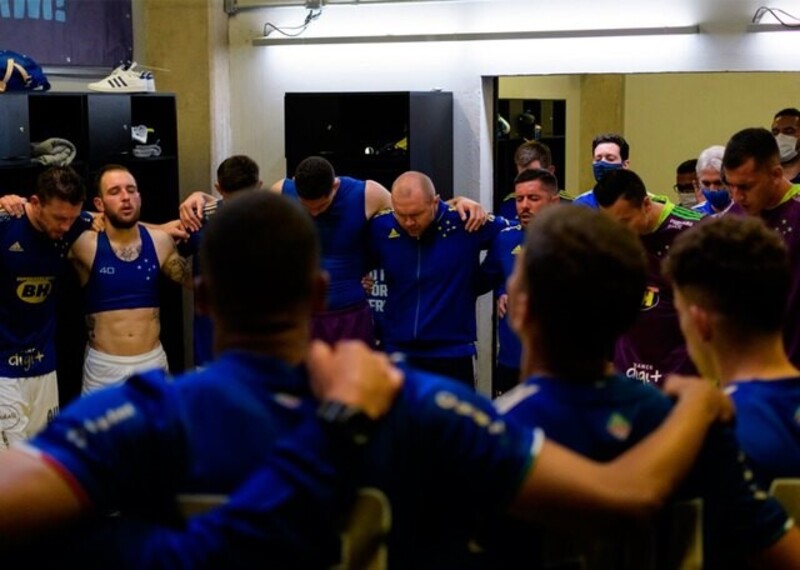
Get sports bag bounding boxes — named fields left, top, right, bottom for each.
left=0, top=50, right=50, bottom=92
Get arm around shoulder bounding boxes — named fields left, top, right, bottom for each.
left=365, top=180, right=392, bottom=218
left=152, top=228, right=193, bottom=288
left=510, top=377, right=731, bottom=527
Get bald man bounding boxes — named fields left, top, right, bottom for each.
left=368, top=171, right=508, bottom=388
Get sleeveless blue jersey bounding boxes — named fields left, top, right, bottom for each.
left=727, top=377, right=800, bottom=488
left=283, top=177, right=369, bottom=311
left=369, top=202, right=507, bottom=357
left=0, top=211, right=92, bottom=377
left=483, top=374, right=791, bottom=568
left=27, top=353, right=537, bottom=567
left=479, top=224, right=524, bottom=368
left=84, top=225, right=160, bottom=314
left=178, top=220, right=213, bottom=367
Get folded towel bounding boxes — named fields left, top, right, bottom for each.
left=30, top=137, right=77, bottom=166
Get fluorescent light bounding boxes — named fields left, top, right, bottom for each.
left=253, top=24, right=700, bottom=46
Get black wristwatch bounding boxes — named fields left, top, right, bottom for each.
left=316, top=400, right=376, bottom=446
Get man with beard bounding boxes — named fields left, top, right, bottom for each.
left=480, top=168, right=561, bottom=396
left=68, top=165, right=191, bottom=394
left=0, top=167, right=93, bottom=447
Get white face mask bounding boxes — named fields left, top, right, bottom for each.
left=677, top=192, right=698, bottom=209
left=776, top=133, right=799, bottom=162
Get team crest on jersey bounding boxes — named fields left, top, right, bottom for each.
left=16, top=276, right=54, bottom=304
left=641, top=285, right=660, bottom=311
left=8, top=241, right=23, bottom=252
left=606, top=412, right=632, bottom=441
left=438, top=218, right=458, bottom=238
left=388, top=229, right=400, bottom=239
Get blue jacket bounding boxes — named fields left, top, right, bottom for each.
left=369, top=202, right=506, bottom=357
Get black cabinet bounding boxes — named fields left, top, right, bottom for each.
left=285, top=91, right=454, bottom=198
left=0, top=92, right=183, bottom=405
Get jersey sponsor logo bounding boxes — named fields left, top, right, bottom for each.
left=388, top=228, right=400, bottom=239
left=641, top=285, right=660, bottom=311
left=8, top=241, right=23, bottom=252
left=511, top=244, right=522, bottom=255
left=626, top=362, right=663, bottom=385
left=46, top=405, right=59, bottom=423
left=65, top=402, right=136, bottom=449
left=435, top=390, right=506, bottom=434
left=8, top=348, right=45, bottom=372
left=16, top=276, right=54, bottom=304
left=0, top=405, right=20, bottom=430
left=606, top=412, right=632, bottom=441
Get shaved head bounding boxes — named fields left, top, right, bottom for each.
left=391, top=171, right=439, bottom=237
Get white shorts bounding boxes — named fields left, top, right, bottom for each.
left=0, top=371, right=59, bottom=449
left=82, top=344, right=169, bottom=395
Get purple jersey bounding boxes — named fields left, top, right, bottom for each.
left=0, top=211, right=92, bottom=377
left=726, top=377, right=800, bottom=488
left=615, top=202, right=701, bottom=386
left=729, top=185, right=800, bottom=368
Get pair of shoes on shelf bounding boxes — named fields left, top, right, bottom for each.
left=88, top=62, right=155, bottom=93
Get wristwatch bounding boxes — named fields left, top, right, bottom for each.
left=316, top=400, right=376, bottom=446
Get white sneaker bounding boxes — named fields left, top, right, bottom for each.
left=88, top=62, right=155, bottom=93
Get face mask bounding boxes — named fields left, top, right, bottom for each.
left=593, top=160, right=624, bottom=183
left=678, top=192, right=698, bottom=209
left=702, top=188, right=731, bottom=211
left=775, top=133, right=798, bottom=162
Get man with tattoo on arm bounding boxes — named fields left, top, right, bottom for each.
left=68, top=165, right=192, bottom=394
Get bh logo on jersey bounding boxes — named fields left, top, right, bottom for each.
left=626, top=362, right=663, bottom=386
left=16, top=276, right=54, bottom=304
left=640, top=285, right=660, bottom=312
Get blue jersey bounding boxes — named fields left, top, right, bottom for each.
left=484, top=374, right=791, bottom=568
left=573, top=188, right=599, bottom=208
left=692, top=200, right=714, bottom=216
left=369, top=202, right=507, bottom=357
left=25, top=353, right=537, bottom=568
left=178, top=212, right=216, bottom=367
left=479, top=224, right=524, bottom=368
left=498, top=192, right=518, bottom=222
left=84, top=225, right=160, bottom=314
left=727, top=377, right=800, bottom=488
left=283, top=177, right=369, bottom=311
left=0, top=211, right=92, bottom=377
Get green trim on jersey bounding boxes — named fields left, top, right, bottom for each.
left=778, top=183, right=800, bottom=206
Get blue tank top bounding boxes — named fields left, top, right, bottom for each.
left=283, top=177, right=368, bottom=310
left=84, top=225, right=161, bottom=314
